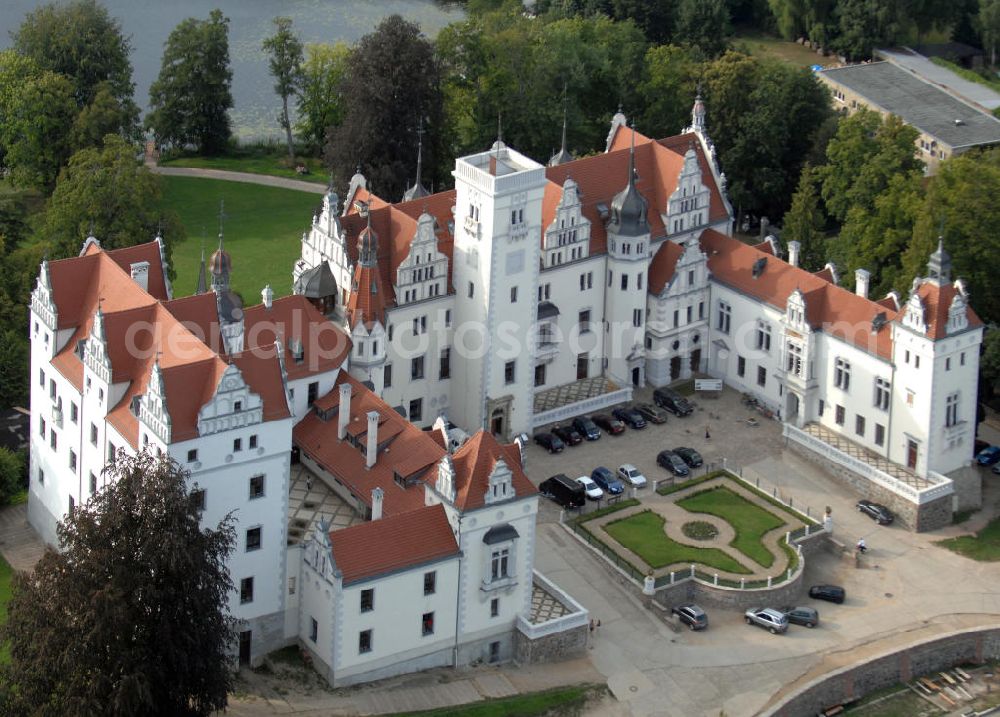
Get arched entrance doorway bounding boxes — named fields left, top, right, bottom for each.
left=491, top=408, right=505, bottom=437
left=632, top=366, right=641, bottom=387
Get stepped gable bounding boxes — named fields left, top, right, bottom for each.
left=916, top=281, right=982, bottom=340
left=449, top=430, right=536, bottom=512
left=647, top=240, right=685, bottom=294
left=294, top=373, right=447, bottom=517
left=45, top=242, right=290, bottom=449
left=329, top=503, right=459, bottom=586
left=699, top=229, right=900, bottom=359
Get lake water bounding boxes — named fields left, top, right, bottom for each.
left=0, top=0, right=464, bottom=139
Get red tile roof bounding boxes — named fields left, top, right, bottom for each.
left=700, top=229, right=898, bottom=359
left=916, top=282, right=983, bottom=339
left=329, top=503, right=459, bottom=586
left=812, top=266, right=836, bottom=284
left=449, top=431, right=536, bottom=512
left=648, top=240, right=685, bottom=294
left=45, top=241, right=292, bottom=448
left=294, top=373, right=447, bottom=517
left=104, top=241, right=170, bottom=301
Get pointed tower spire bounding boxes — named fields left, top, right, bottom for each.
left=547, top=106, right=574, bottom=166
left=358, top=211, right=378, bottom=267
left=927, top=236, right=952, bottom=285
left=608, top=124, right=649, bottom=237
left=196, top=240, right=207, bottom=295
left=402, top=118, right=430, bottom=202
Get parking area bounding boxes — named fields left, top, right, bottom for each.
left=524, top=385, right=789, bottom=519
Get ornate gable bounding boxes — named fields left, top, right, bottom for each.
left=197, top=363, right=263, bottom=436
left=902, top=287, right=928, bottom=335
left=785, top=289, right=808, bottom=331
left=30, top=259, right=58, bottom=331
left=139, top=359, right=172, bottom=443
left=484, top=457, right=514, bottom=505
left=395, top=212, right=448, bottom=305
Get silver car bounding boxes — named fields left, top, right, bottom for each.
left=617, top=463, right=648, bottom=488
left=744, top=607, right=789, bottom=634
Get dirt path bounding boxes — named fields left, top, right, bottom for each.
left=149, top=166, right=326, bottom=194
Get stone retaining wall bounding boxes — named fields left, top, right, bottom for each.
left=765, top=627, right=1000, bottom=716
left=513, top=623, right=588, bottom=664
left=786, top=441, right=951, bottom=532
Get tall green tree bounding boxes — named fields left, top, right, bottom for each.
left=782, top=165, right=827, bottom=271
left=835, top=0, right=904, bottom=60
left=1, top=452, right=237, bottom=717
left=296, top=43, right=351, bottom=156
left=147, top=9, right=234, bottom=155
left=39, top=135, right=183, bottom=263
left=262, top=17, right=305, bottom=162
left=675, top=0, right=733, bottom=58
left=69, top=81, right=137, bottom=151
left=609, top=0, right=675, bottom=43
left=0, top=446, right=25, bottom=505
left=0, top=50, right=41, bottom=168
left=639, top=44, right=699, bottom=138
left=12, top=0, right=136, bottom=119
left=901, top=148, right=1000, bottom=324
left=2, top=70, right=78, bottom=190
left=980, top=0, right=1000, bottom=66
left=328, top=15, right=444, bottom=200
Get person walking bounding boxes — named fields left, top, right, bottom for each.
left=856, top=537, right=867, bottom=554
left=705, top=426, right=711, bottom=440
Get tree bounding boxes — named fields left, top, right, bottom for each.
left=263, top=17, right=305, bottom=162
left=147, top=9, right=234, bottom=155
left=2, top=70, right=78, bottom=190
left=900, top=148, right=1000, bottom=324
left=0, top=50, right=41, bottom=168
left=835, top=0, right=904, bottom=61
left=609, top=0, right=675, bottom=43
left=640, top=44, right=700, bottom=137
left=296, top=43, right=351, bottom=156
left=0, top=446, right=25, bottom=505
left=782, top=165, right=827, bottom=271
left=328, top=15, right=444, bottom=200
left=1, top=452, right=237, bottom=716
left=12, top=0, right=137, bottom=129
left=39, top=135, right=183, bottom=264
left=69, top=81, right=138, bottom=151
left=980, top=327, right=1000, bottom=406
left=980, top=0, right=1000, bottom=66
left=674, top=0, right=733, bottom=58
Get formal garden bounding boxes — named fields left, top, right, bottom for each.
left=567, top=471, right=819, bottom=587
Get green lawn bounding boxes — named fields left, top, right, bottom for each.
left=733, top=31, right=833, bottom=69
left=391, top=684, right=597, bottom=716
left=604, top=511, right=751, bottom=574
left=677, top=486, right=786, bottom=568
left=160, top=153, right=328, bottom=184
left=0, top=554, right=13, bottom=663
left=936, top=517, right=1000, bottom=560
left=159, top=176, right=321, bottom=300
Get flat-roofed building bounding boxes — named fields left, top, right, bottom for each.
left=818, top=61, right=1000, bottom=172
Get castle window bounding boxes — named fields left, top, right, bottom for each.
left=307, top=381, right=319, bottom=406
left=90, top=472, right=98, bottom=495
left=361, top=588, right=374, bottom=612
left=757, top=366, right=766, bottom=388
left=187, top=448, right=198, bottom=462
left=717, top=302, right=731, bottom=334
left=491, top=598, right=500, bottom=617
left=945, top=392, right=959, bottom=428
left=439, top=348, right=451, bottom=380
left=240, top=577, right=254, bottom=604
left=786, top=343, right=803, bottom=377
left=834, top=359, right=851, bottom=392
left=621, top=274, right=628, bottom=291
left=755, top=322, right=772, bottom=352
left=409, top=398, right=423, bottom=423
left=358, top=629, right=372, bottom=653
left=384, top=364, right=392, bottom=388
left=310, top=618, right=318, bottom=643
left=424, top=571, right=436, bottom=595
left=874, top=378, right=890, bottom=411
left=233, top=438, right=242, bottom=452
left=875, top=424, right=885, bottom=446
left=234, top=400, right=242, bottom=412
left=245, top=526, right=261, bottom=552
left=505, top=361, right=516, bottom=385
left=411, top=355, right=424, bottom=380
left=249, top=474, right=264, bottom=499
left=491, top=547, right=510, bottom=581
left=422, top=612, right=435, bottom=636
left=855, top=414, right=866, bottom=437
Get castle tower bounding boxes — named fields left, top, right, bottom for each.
left=603, top=127, right=652, bottom=387
left=449, top=133, right=547, bottom=438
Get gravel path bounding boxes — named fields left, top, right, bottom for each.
left=150, top=166, right=326, bottom=194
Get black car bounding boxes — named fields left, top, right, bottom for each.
left=634, top=403, right=668, bottom=424
left=612, top=406, right=647, bottom=429
left=551, top=424, right=583, bottom=446
left=656, top=449, right=690, bottom=476
left=672, top=604, right=708, bottom=631
left=572, top=416, right=601, bottom=441
left=592, top=414, right=626, bottom=435
left=808, top=585, right=845, bottom=604
left=856, top=499, right=893, bottom=525
left=534, top=432, right=566, bottom=454
left=653, top=387, right=694, bottom=417
left=673, top=446, right=703, bottom=468
left=779, top=606, right=819, bottom=628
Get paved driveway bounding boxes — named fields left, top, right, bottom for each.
left=528, top=400, right=1000, bottom=716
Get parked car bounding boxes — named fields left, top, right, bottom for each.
left=539, top=474, right=585, bottom=508
left=672, top=604, right=708, bottom=631
left=808, top=585, right=846, bottom=604
left=533, top=432, right=565, bottom=454
left=656, top=449, right=691, bottom=477
left=857, top=499, right=894, bottom=525
left=612, top=406, right=647, bottom=429
left=673, top=446, right=703, bottom=468
left=552, top=424, right=583, bottom=446
left=653, top=387, right=694, bottom=417
left=591, top=466, right=625, bottom=495
left=975, top=438, right=991, bottom=455
left=576, top=475, right=604, bottom=501
left=976, top=445, right=1000, bottom=465
left=779, top=606, right=819, bottom=628
left=744, top=607, right=788, bottom=634
left=993, top=464, right=1000, bottom=476
left=634, top=403, right=668, bottom=424
left=617, top=463, right=648, bottom=488
left=592, top=414, right=626, bottom=435
left=572, top=416, right=601, bottom=441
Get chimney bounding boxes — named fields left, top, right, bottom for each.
left=787, top=241, right=800, bottom=268
left=371, top=487, right=384, bottom=521
left=337, top=382, right=351, bottom=439
left=262, top=284, right=273, bottom=309
left=365, top=410, right=379, bottom=469
left=130, top=261, right=150, bottom=292
left=855, top=268, right=870, bottom=299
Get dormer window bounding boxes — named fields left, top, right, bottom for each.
left=484, top=459, right=514, bottom=505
